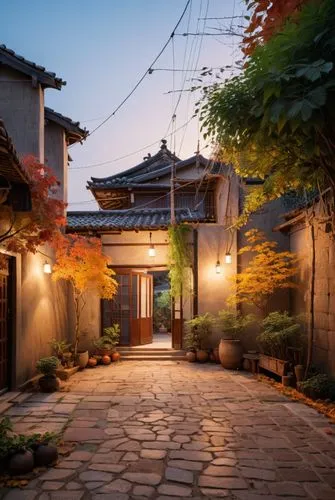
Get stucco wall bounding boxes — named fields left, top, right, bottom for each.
left=289, top=217, right=335, bottom=376
left=0, top=66, right=44, bottom=162
left=45, top=121, right=68, bottom=203
left=16, top=251, right=71, bottom=386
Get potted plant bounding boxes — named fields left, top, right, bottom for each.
left=217, top=310, right=254, bottom=370
left=36, top=356, right=60, bottom=392
left=184, top=313, right=213, bottom=362
left=257, top=311, right=302, bottom=377
left=93, top=324, right=120, bottom=356
left=49, top=338, right=72, bottom=365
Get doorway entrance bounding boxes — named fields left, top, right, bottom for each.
left=102, top=267, right=183, bottom=349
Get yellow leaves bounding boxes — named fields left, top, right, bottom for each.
left=227, top=229, right=298, bottom=311
left=52, top=234, right=118, bottom=300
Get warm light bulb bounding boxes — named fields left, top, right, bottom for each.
left=215, top=260, right=221, bottom=274
left=43, top=262, right=52, bottom=274
left=148, top=246, right=156, bottom=257
left=225, top=253, right=232, bottom=264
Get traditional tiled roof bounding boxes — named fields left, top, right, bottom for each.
left=88, top=140, right=180, bottom=189
left=67, top=208, right=206, bottom=232
left=0, top=45, right=65, bottom=89
left=0, top=119, right=29, bottom=184
left=45, top=107, right=88, bottom=144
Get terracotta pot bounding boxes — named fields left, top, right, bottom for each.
left=282, top=375, right=292, bottom=387
left=219, top=339, right=242, bottom=370
left=111, top=352, right=121, bottom=362
left=186, top=351, right=196, bottom=363
left=39, top=374, right=60, bottom=393
left=294, top=364, right=304, bottom=382
left=98, top=347, right=113, bottom=357
left=196, top=350, right=208, bottom=363
left=102, top=355, right=111, bottom=365
left=213, top=347, right=220, bottom=363
left=88, top=357, right=98, bottom=368
left=34, top=444, right=58, bottom=466
left=77, top=351, right=89, bottom=369
left=8, top=450, right=34, bottom=475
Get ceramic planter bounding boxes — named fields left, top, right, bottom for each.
left=196, top=350, right=208, bottom=363
left=77, top=350, right=89, bottom=369
left=8, top=450, right=34, bottom=475
left=219, top=339, right=243, bottom=370
left=186, top=351, right=196, bottom=362
left=34, top=444, right=58, bottom=466
left=259, top=354, right=288, bottom=376
left=39, top=374, right=60, bottom=393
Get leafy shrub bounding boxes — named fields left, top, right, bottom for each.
left=257, top=311, right=302, bottom=359
left=36, top=356, right=59, bottom=376
left=0, top=417, right=56, bottom=459
left=49, top=339, right=71, bottom=357
left=153, top=290, right=171, bottom=332
left=217, top=310, right=254, bottom=339
left=184, top=313, right=213, bottom=350
left=299, top=374, right=335, bottom=401
left=103, top=324, right=120, bottom=347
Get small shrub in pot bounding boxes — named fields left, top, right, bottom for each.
left=184, top=313, right=213, bottom=362
left=217, top=310, right=254, bottom=370
left=36, top=356, right=60, bottom=392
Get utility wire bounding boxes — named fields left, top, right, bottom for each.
left=87, top=0, right=191, bottom=138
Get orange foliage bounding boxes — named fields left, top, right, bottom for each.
left=52, top=234, right=118, bottom=355
left=243, top=0, right=310, bottom=56
left=0, top=155, right=66, bottom=256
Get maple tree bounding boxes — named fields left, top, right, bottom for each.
left=52, top=234, right=118, bottom=357
left=227, top=229, right=299, bottom=314
left=243, top=0, right=310, bottom=56
left=0, top=155, right=66, bottom=258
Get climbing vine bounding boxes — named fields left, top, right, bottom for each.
left=168, top=224, right=192, bottom=299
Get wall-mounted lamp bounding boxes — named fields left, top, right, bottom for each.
left=215, top=260, right=221, bottom=274
left=148, top=232, right=156, bottom=257
left=43, top=261, right=52, bottom=274
left=225, top=252, right=232, bottom=264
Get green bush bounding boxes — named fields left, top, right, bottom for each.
left=184, top=313, right=213, bottom=350
left=36, top=356, right=59, bottom=376
left=217, top=310, right=254, bottom=339
left=299, top=374, right=335, bottom=401
left=103, top=324, right=120, bottom=347
left=257, top=311, right=302, bottom=359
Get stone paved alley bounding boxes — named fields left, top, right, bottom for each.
left=1, top=361, right=335, bottom=499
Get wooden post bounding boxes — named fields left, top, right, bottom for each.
left=170, top=160, right=176, bottom=225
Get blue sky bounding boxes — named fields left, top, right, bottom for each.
left=2, top=0, right=245, bottom=209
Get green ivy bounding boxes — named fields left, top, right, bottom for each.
left=168, top=224, right=192, bottom=299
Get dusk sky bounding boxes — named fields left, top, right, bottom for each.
left=2, top=0, right=245, bottom=210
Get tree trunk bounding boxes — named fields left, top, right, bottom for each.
left=74, top=293, right=81, bottom=358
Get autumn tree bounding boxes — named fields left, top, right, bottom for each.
left=52, top=234, right=118, bottom=357
left=0, top=155, right=66, bottom=256
left=227, top=230, right=299, bottom=314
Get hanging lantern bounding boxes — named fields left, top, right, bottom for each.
left=225, top=252, right=232, bottom=264
left=148, top=232, right=156, bottom=257
left=43, top=261, right=52, bottom=274
left=215, top=260, right=221, bottom=274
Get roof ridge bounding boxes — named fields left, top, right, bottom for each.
left=0, top=44, right=65, bottom=89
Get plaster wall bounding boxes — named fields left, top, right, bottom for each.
left=16, top=251, right=71, bottom=386
left=0, top=66, right=44, bottom=161
left=45, top=121, right=68, bottom=203
left=289, top=218, right=335, bottom=376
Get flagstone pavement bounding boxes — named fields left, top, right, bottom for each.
left=1, top=361, right=335, bottom=500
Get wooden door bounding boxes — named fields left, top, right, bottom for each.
left=102, top=271, right=131, bottom=345
left=171, top=294, right=183, bottom=349
left=0, top=257, right=10, bottom=393
left=138, top=273, right=153, bottom=345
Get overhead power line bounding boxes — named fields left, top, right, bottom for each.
left=87, top=0, right=191, bottom=138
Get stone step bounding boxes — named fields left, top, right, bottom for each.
left=117, top=347, right=175, bottom=352
left=118, top=349, right=184, bottom=356
left=119, top=354, right=186, bottom=361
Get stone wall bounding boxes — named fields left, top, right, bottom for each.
left=289, top=214, right=335, bottom=376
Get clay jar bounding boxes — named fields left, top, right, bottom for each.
left=102, top=355, right=111, bottom=365
left=87, top=357, right=98, bottom=368
left=219, top=339, right=243, bottom=370
left=34, top=444, right=58, bottom=466
left=185, top=351, right=196, bottom=362
left=196, top=350, right=209, bottom=363
left=8, top=450, right=34, bottom=475
left=39, top=375, right=60, bottom=393
left=111, top=352, right=121, bottom=362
